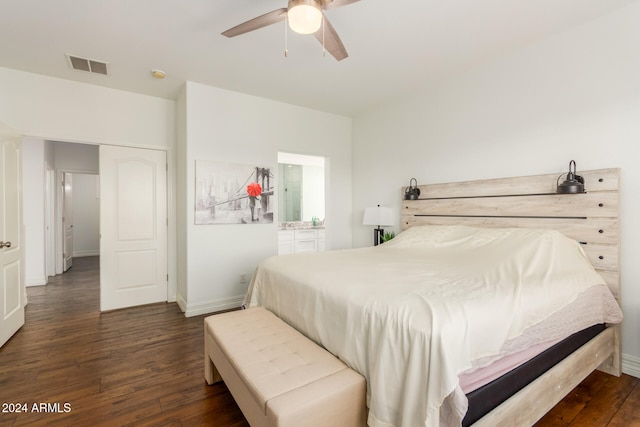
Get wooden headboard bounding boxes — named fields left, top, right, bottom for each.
left=401, top=168, right=621, bottom=374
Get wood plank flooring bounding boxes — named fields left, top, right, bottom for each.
left=0, top=256, right=638, bottom=426
left=0, top=257, right=248, bottom=427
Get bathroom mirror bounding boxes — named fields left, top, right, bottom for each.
left=277, top=152, right=325, bottom=223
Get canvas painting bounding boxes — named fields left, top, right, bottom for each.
left=195, top=161, right=274, bottom=225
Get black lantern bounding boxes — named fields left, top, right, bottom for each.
left=404, top=178, right=421, bottom=200
left=557, top=160, right=585, bottom=194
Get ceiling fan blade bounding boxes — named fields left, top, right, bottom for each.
left=322, top=0, right=360, bottom=10
left=313, top=14, right=348, bottom=61
left=221, top=8, right=287, bottom=37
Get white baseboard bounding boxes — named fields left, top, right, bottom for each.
left=622, top=353, right=640, bottom=378
left=182, top=294, right=245, bottom=317
left=72, top=250, right=100, bottom=257
left=25, top=276, right=48, bottom=287
left=176, top=293, right=187, bottom=313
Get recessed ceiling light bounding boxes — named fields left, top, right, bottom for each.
left=151, top=69, right=166, bottom=79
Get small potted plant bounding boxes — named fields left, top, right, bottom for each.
left=381, top=231, right=395, bottom=243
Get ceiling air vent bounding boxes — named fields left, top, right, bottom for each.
left=66, top=54, right=109, bottom=75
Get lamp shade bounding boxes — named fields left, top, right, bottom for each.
left=557, top=178, right=584, bottom=194
left=288, top=0, right=323, bottom=34
left=363, top=206, right=394, bottom=226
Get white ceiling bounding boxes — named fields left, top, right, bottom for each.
left=0, top=0, right=636, bottom=116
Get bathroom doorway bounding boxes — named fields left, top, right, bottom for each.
left=277, top=152, right=325, bottom=223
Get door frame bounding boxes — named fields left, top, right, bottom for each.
left=42, top=142, right=176, bottom=309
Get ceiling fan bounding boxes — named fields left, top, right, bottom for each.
left=221, top=0, right=360, bottom=61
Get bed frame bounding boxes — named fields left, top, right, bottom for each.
left=401, top=168, right=621, bottom=426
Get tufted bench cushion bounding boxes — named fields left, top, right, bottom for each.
left=204, top=307, right=366, bottom=427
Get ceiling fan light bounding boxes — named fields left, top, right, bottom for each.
left=288, top=0, right=322, bottom=34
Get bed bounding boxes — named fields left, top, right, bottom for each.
left=244, top=168, right=622, bottom=427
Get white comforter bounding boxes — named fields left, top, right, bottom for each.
left=245, top=225, right=621, bottom=427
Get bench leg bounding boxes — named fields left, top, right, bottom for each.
left=205, top=353, right=223, bottom=385
left=204, top=331, right=223, bottom=385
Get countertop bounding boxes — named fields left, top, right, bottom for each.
left=279, top=221, right=325, bottom=231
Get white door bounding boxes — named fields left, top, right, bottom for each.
left=99, top=145, right=167, bottom=311
left=62, top=172, right=74, bottom=271
left=0, top=123, right=24, bottom=348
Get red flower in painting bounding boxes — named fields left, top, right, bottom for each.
left=247, top=182, right=262, bottom=197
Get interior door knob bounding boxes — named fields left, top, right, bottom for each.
left=0, top=241, right=11, bottom=248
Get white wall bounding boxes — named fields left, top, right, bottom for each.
left=176, top=87, right=188, bottom=306
left=177, top=82, right=352, bottom=316
left=71, top=173, right=100, bottom=257
left=44, top=143, right=55, bottom=277
left=352, top=3, right=640, bottom=375
left=53, top=141, right=99, bottom=172
left=0, top=67, right=174, bottom=148
left=22, top=138, right=47, bottom=286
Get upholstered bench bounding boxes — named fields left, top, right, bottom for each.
left=204, top=307, right=366, bottom=427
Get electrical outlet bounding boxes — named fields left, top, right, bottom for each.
left=240, top=273, right=246, bottom=283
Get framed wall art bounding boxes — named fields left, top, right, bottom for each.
left=195, top=160, right=274, bottom=225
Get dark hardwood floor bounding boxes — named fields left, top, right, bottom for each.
left=0, top=256, right=638, bottom=426
left=0, top=257, right=248, bottom=427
